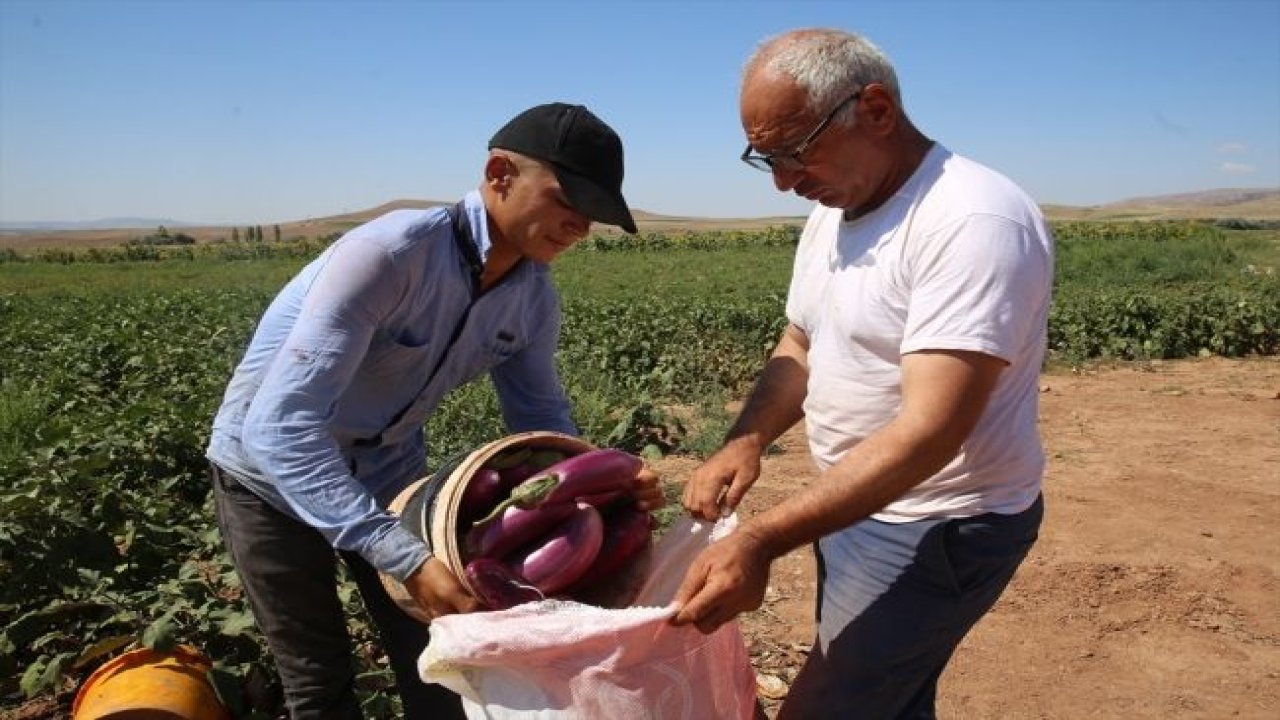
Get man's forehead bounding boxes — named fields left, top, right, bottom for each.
left=743, top=72, right=813, bottom=116
left=742, top=76, right=815, bottom=148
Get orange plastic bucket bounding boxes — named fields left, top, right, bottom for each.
left=71, top=645, right=229, bottom=720
left=382, top=431, right=595, bottom=622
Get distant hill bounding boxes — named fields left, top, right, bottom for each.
left=0, top=217, right=191, bottom=232
left=3, top=187, right=1277, bottom=251
left=0, top=201, right=809, bottom=251
left=287, top=199, right=802, bottom=235
left=1041, top=187, right=1280, bottom=221
left=289, top=199, right=449, bottom=229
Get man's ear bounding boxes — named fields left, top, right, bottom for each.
left=484, top=153, right=517, bottom=194
left=861, top=84, right=899, bottom=136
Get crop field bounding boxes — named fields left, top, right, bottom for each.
left=1, top=221, right=1278, bottom=716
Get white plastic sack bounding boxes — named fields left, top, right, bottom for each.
left=419, top=515, right=757, bottom=720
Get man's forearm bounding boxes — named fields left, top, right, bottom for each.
left=742, top=349, right=1006, bottom=560
left=741, top=417, right=952, bottom=559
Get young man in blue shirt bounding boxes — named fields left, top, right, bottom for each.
left=207, top=103, right=663, bottom=718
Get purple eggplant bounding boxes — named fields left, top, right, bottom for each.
left=459, top=467, right=504, bottom=523
left=496, top=462, right=537, bottom=492
left=465, top=501, right=577, bottom=561
left=563, top=506, right=653, bottom=595
left=572, top=489, right=627, bottom=508
left=465, top=558, right=545, bottom=610
left=509, top=502, right=604, bottom=595
left=473, top=449, right=643, bottom=525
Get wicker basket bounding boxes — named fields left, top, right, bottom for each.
left=380, top=431, right=595, bottom=623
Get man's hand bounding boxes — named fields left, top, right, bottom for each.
left=632, top=465, right=666, bottom=511
left=670, top=528, right=772, bottom=634
left=403, top=557, right=481, bottom=620
left=681, top=438, right=762, bottom=521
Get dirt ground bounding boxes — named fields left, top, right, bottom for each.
left=654, top=356, right=1280, bottom=719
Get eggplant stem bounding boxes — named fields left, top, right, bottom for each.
left=470, top=474, right=559, bottom=526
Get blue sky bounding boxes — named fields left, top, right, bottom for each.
left=1, top=0, right=1277, bottom=225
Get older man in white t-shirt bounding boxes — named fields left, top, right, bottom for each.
left=673, top=29, right=1053, bottom=719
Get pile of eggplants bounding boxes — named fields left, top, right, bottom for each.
left=459, top=447, right=654, bottom=610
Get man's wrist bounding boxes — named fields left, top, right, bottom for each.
left=737, top=522, right=788, bottom=561
left=722, top=431, right=767, bottom=458
left=406, top=551, right=435, bottom=580
left=375, top=525, right=432, bottom=582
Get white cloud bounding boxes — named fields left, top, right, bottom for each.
left=1217, top=142, right=1247, bottom=154
left=1220, top=162, right=1256, bottom=174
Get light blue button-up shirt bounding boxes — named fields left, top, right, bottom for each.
left=207, top=190, right=576, bottom=581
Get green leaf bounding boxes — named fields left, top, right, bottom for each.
left=19, top=656, right=47, bottom=697
left=29, top=651, right=75, bottom=696
left=218, top=610, right=257, bottom=637
left=141, top=611, right=177, bottom=652
left=73, top=634, right=136, bottom=670
left=207, top=664, right=247, bottom=715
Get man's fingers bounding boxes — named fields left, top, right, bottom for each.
left=682, top=474, right=728, bottom=521
left=694, top=495, right=723, bottom=521
left=722, top=476, right=752, bottom=515
left=674, top=584, right=732, bottom=634
left=680, top=478, right=697, bottom=510
left=636, top=467, right=660, bottom=485
left=673, top=590, right=715, bottom=628
left=632, top=468, right=666, bottom=510
left=447, top=586, right=481, bottom=614
left=405, top=557, right=484, bottom=619
left=683, top=448, right=762, bottom=520
left=671, top=555, right=736, bottom=631
left=428, top=588, right=481, bottom=619
left=671, top=558, right=710, bottom=611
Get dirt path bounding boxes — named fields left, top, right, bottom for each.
left=655, top=357, right=1280, bottom=719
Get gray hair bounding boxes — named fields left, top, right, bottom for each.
left=745, top=29, right=901, bottom=126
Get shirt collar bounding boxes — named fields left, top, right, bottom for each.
left=462, top=190, right=493, bottom=264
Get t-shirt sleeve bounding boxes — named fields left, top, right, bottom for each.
left=900, top=213, right=1052, bottom=362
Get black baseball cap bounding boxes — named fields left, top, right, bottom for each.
left=489, top=103, right=638, bottom=234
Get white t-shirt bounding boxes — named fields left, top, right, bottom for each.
left=786, top=144, right=1054, bottom=522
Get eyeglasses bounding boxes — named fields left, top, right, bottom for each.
left=741, top=90, right=862, bottom=173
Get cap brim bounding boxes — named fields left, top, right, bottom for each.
left=551, top=165, right=638, bottom=234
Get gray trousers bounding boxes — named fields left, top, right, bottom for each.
left=779, top=495, right=1043, bottom=720
left=211, top=463, right=465, bottom=719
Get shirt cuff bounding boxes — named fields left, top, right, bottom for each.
left=367, top=522, right=433, bottom=582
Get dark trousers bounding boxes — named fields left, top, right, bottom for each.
left=211, top=463, right=465, bottom=719
left=779, top=496, right=1044, bottom=720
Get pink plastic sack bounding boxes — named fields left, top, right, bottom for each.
left=418, top=515, right=757, bottom=720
